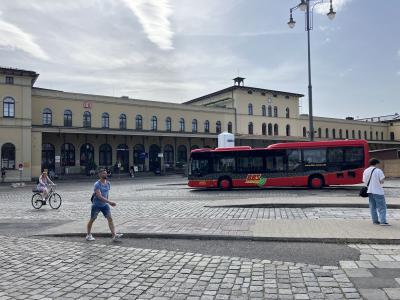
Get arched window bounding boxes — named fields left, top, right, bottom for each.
left=119, top=113, right=127, bottom=129
left=262, top=123, right=267, bottom=135
left=332, top=128, right=336, bottom=139
left=179, top=118, right=185, bottom=132
left=248, top=103, right=253, bottom=115
left=1, top=143, right=15, bottom=169
left=116, top=144, right=129, bottom=172
left=192, top=119, right=197, bottom=133
left=262, top=105, right=266, bottom=116
left=151, top=116, right=157, bottom=131
left=83, top=111, right=91, bottom=128
left=101, top=112, right=109, bottom=128
left=227, top=122, right=232, bottom=133
left=326, top=128, right=329, bottom=138
left=364, top=131, right=367, bottom=139
left=216, top=121, right=222, bottom=134
left=204, top=120, right=210, bottom=133
left=248, top=122, right=253, bottom=135
left=149, top=144, right=161, bottom=172
left=165, top=117, right=172, bottom=132
left=42, top=143, right=55, bottom=172
left=339, top=129, right=343, bottom=139
left=99, top=144, right=112, bottom=166
left=286, top=107, right=290, bottom=118
left=43, top=108, right=52, bottom=126
left=303, top=127, right=307, bottom=137
left=42, top=144, right=56, bottom=171
left=268, top=123, right=273, bottom=136
left=268, top=105, right=272, bottom=117
left=358, top=130, right=362, bottom=139
left=177, top=145, right=187, bottom=164
left=3, top=97, right=15, bottom=117
left=318, top=128, right=322, bottom=138
left=370, top=131, right=373, bottom=140
left=273, top=106, right=278, bottom=117
left=286, top=125, right=291, bottom=136
left=381, top=132, right=384, bottom=140
left=376, top=131, right=379, bottom=140
left=136, top=115, right=143, bottom=130
left=352, top=130, right=355, bottom=139
left=80, top=143, right=94, bottom=167
left=133, top=144, right=145, bottom=170
left=273, top=124, right=279, bottom=136
left=164, top=145, right=174, bottom=168
left=61, top=143, right=75, bottom=166
left=64, top=110, right=72, bottom=127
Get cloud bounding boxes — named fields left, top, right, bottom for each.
left=0, top=12, right=49, bottom=60
left=121, top=0, right=174, bottom=50
left=315, top=0, right=351, bottom=15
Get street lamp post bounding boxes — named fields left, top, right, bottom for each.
left=288, top=0, right=336, bottom=141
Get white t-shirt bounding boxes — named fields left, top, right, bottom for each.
left=363, top=166, right=385, bottom=195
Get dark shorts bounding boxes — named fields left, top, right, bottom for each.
left=90, top=204, right=111, bottom=220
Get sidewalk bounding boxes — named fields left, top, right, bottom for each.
left=36, top=216, right=400, bottom=244
left=206, top=196, right=400, bottom=208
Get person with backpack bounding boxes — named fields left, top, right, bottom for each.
left=363, top=158, right=389, bottom=225
left=86, top=168, right=123, bottom=241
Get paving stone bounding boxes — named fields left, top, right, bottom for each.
left=359, top=288, right=389, bottom=300
left=384, top=288, right=400, bottom=300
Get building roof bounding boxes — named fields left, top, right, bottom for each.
left=183, top=85, right=304, bottom=104
left=0, top=67, right=39, bottom=85
left=356, top=113, right=400, bottom=123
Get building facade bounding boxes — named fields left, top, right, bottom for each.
left=1, top=68, right=399, bottom=181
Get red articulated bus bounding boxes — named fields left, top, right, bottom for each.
left=188, top=140, right=369, bottom=190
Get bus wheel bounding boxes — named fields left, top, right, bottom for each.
left=218, top=177, right=232, bottom=190
left=308, top=175, right=325, bottom=189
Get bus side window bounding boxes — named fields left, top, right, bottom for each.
left=214, top=156, right=235, bottom=173
left=266, top=155, right=285, bottom=172
left=287, top=149, right=301, bottom=171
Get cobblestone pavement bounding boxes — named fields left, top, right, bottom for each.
left=0, top=235, right=362, bottom=300
left=0, top=182, right=399, bottom=222
left=1, top=178, right=400, bottom=299
left=341, top=244, right=400, bottom=300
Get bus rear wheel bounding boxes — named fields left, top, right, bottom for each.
left=308, top=175, right=325, bottom=189
left=218, top=177, right=232, bottom=190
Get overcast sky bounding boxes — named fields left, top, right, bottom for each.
left=0, top=0, right=399, bottom=119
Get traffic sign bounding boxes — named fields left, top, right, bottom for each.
left=18, top=162, right=23, bottom=171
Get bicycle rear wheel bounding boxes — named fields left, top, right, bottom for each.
left=49, top=193, right=62, bottom=209
left=31, top=193, right=43, bottom=209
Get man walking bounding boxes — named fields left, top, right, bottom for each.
left=86, top=169, right=123, bottom=241
left=363, top=158, right=388, bottom=225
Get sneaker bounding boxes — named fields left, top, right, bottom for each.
left=380, top=222, right=391, bottom=226
left=112, top=233, right=123, bottom=241
left=373, top=222, right=380, bottom=225
left=86, top=234, right=95, bottom=241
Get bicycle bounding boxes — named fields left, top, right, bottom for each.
left=31, top=185, right=62, bottom=209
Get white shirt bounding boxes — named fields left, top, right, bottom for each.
left=363, top=166, right=385, bottom=195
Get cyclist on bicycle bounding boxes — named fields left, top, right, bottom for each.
left=37, top=171, right=55, bottom=202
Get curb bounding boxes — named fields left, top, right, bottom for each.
left=34, top=232, right=400, bottom=245
left=206, top=203, right=400, bottom=209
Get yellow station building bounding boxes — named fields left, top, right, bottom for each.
left=1, top=67, right=399, bottom=181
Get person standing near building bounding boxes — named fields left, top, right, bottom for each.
left=86, top=169, right=123, bottom=241
left=363, top=158, right=389, bottom=225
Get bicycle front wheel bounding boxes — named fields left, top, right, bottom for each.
left=49, top=193, right=62, bottom=209
left=31, top=193, right=43, bottom=209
